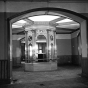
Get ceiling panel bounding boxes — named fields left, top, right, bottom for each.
left=12, top=28, right=24, bottom=34
left=56, top=24, right=80, bottom=29
left=12, top=11, right=80, bottom=35
left=56, top=28, right=73, bottom=34
left=28, top=15, right=60, bottom=21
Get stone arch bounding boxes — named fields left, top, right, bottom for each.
left=8, top=7, right=87, bottom=57
left=8, top=7, right=88, bottom=79
left=9, top=7, right=87, bottom=23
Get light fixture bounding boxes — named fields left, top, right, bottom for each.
left=12, top=20, right=27, bottom=28
left=56, top=18, right=73, bottom=23
left=16, top=20, right=27, bottom=24
left=12, top=24, right=22, bottom=28
left=28, top=15, right=60, bottom=21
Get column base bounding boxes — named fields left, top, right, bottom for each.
left=24, top=62, right=57, bottom=71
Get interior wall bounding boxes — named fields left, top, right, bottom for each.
left=71, top=30, right=81, bottom=65
left=81, top=20, right=88, bottom=77
left=71, top=36, right=81, bottom=65
left=0, top=13, right=5, bottom=60
left=56, top=31, right=82, bottom=66
left=4, top=1, right=88, bottom=13
left=0, top=2, right=5, bottom=60
left=56, top=39, right=71, bottom=55
left=56, top=34, right=72, bottom=65
left=0, top=0, right=88, bottom=84
left=12, top=40, right=21, bottom=67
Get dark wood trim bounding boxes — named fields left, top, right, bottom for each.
left=0, top=60, right=9, bottom=80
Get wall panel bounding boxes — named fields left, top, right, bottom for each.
left=56, top=39, right=72, bottom=65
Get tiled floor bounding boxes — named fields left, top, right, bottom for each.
left=0, top=64, right=88, bottom=88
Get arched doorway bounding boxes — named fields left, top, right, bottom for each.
left=8, top=7, right=88, bottom=83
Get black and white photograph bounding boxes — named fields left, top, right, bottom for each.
left=0, top=0, right=88, bottom=88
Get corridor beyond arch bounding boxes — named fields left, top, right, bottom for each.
left=8, top=7, right=88, bottom=83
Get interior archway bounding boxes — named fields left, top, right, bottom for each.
left=8, top=7, right=88, bottom=81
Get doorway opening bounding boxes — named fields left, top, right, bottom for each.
left=9, top=7, right=87, bottom=83
left=36, top=35, right=47, bottom=62
left=37, top=42, right=47, bottom=62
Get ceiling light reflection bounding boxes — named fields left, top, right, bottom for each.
left=56, top=18, right=73, bottom=23
left=12, top=20, right=27, bottom=28
left=16, top=20, right=27, bottom=24
left=12, top=24, right=22, bottom=28
left=28, top=15, right=60, bottom=21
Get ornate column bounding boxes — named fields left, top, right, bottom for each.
left=54, top=30, right=57, bottom=59
left=47, top=29, right=49, bottom=61
left=48, top=30, right=53, bottom=60
left=28, top=30, right=33, bottom=63
left=31, top=30, right=36, bottom=61
left=25, top=31, right=28, bottom=63
left=48, top=29, right=56, bottom=61
left=50, top=31, right=54, bottom=60
left=48, top=29, right=52, bottom=60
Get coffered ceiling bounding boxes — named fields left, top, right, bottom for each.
left=12, top=11, right=80, bottom=35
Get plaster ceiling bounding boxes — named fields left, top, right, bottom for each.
left=12, top=12, right=80, bottom=35
left=12, top=18, right=80, bottom=34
